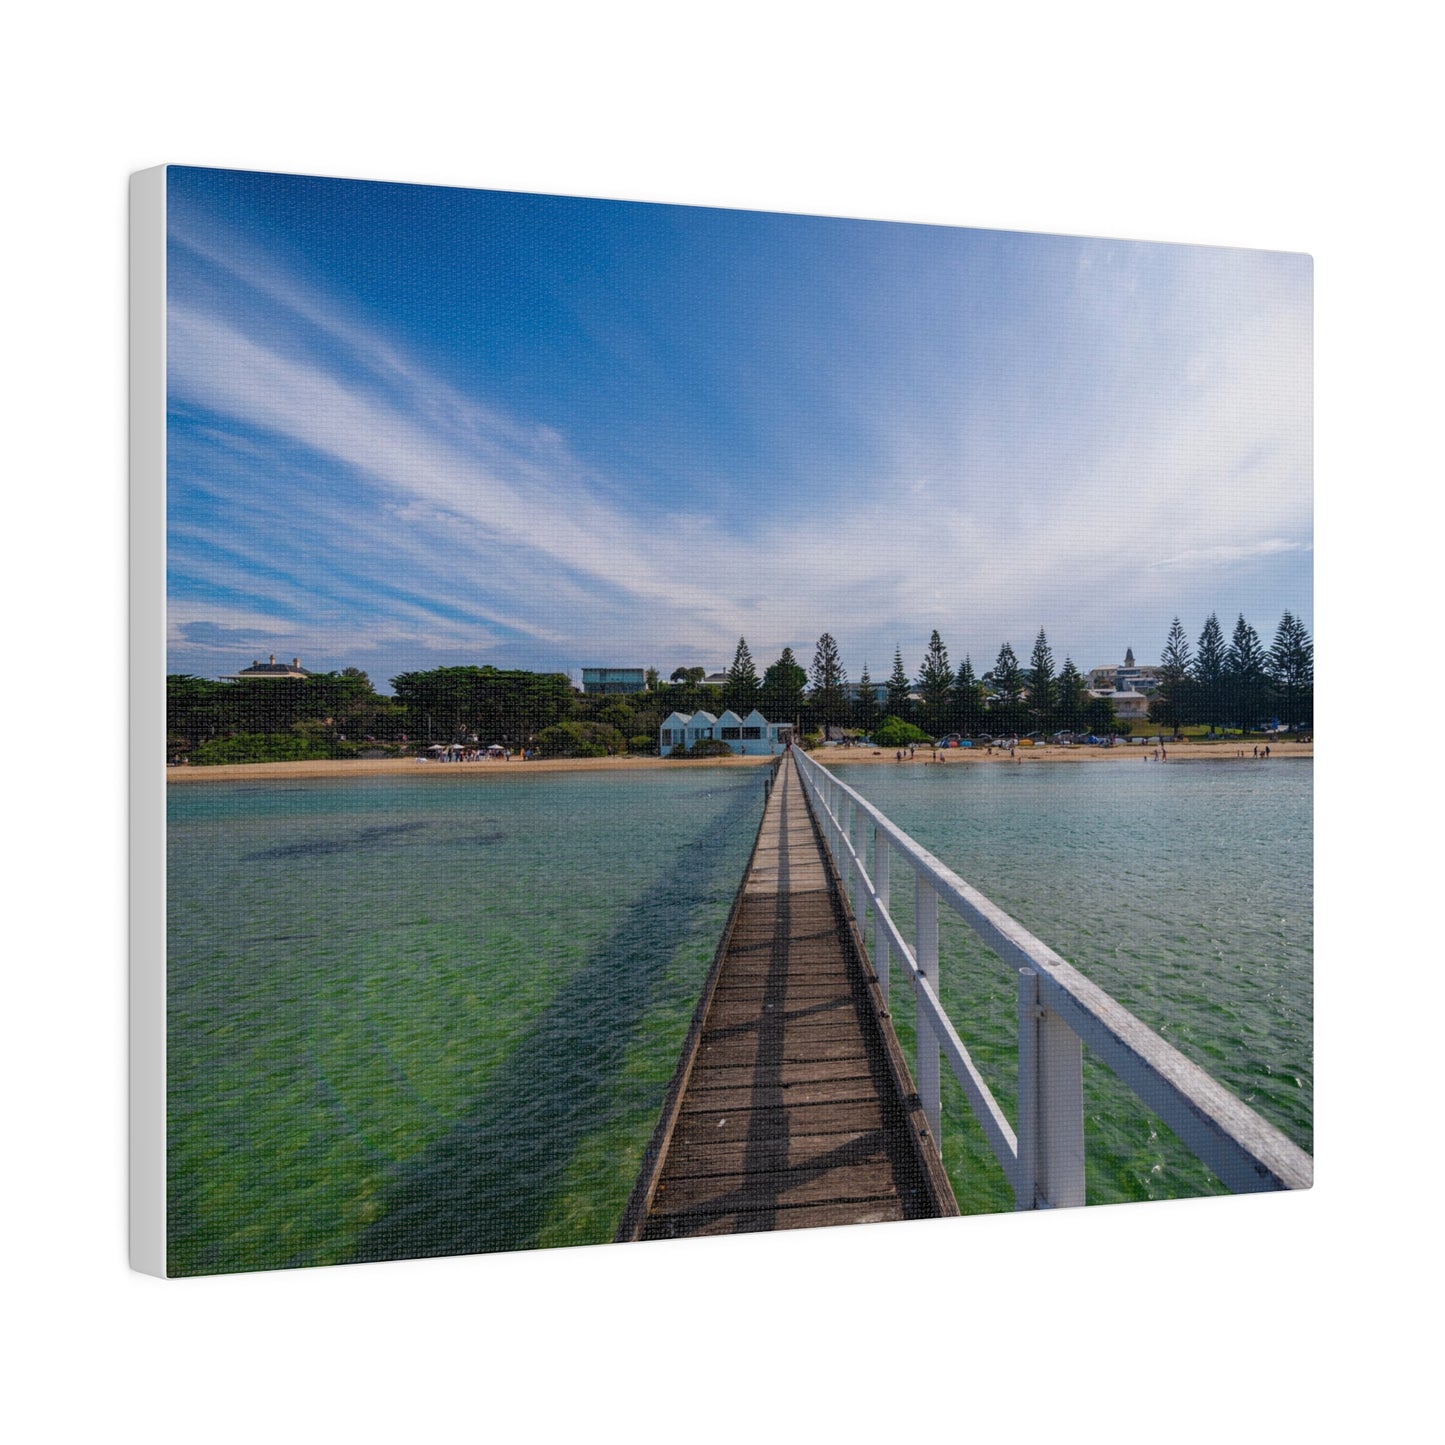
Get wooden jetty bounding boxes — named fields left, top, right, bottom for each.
left=617, top=751, right=958, bottom=1241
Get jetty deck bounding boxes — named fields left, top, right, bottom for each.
left=618, top=751, right=957, bottom=1240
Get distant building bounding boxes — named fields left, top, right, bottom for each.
left=1087, top=688, right=1151, bottom=721
left=702, top=672, right=729, bottom=688
left=1087, top=647, right=1160, bottom=696
left=843, top=681, right=889, bottom=704
left=581, top=667, right=647, bottom=695
left=220, top=655, right=313, bottom=680
left=659, top=707, right=793, bottom=756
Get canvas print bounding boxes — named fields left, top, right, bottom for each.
left=144, top=166, right=1312, bottom=1275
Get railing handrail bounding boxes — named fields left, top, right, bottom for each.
left=792, top=747, right=1312, bottom=1205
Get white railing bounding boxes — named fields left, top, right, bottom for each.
left=792, top=748, right=1313, bottom=1208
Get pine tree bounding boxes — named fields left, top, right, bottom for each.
left=724, top=637, right=760, bottom=714
left=1267, top=611, right=1313, bottom=732
left=853, top=661, right=879, bottom=735
left=808, top=633, right=849, bottom=729
left=990, top=642, right=1026, bottom=735
left=1225, top=613, right=1269, bottom=730
left=1054, top=657, right=1087, bottom=733
left=953, top=656, right=984, bottom=736
left=1192, top=613, right=1228, bottom=731
left=1027, top=628, right=1056, bottom=732
left=886, top=647, right=913, bottom=718
left=1159, top=617, right=1192, bottom=686
left=760, top=647, right=807, bottom=724
left=1152, top=617, right=1193, bottom=733
left=917, top=630, right=953, bottom=736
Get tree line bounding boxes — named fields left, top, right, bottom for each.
left=166, top=608, right=1311, bottom=763
left=702, top=610, right=1311, bottom=741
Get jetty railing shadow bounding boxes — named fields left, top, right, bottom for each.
left=793, top=748, right=1313, bottom=1207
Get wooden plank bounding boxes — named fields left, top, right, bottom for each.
left=685, top=1058, right=877, bottom=1089
left=642, top=1200, right=906, bottom=1239
left=649, top=1160, right=902, bottom=1214
left=671, top=1099, right=886, bottom=1148
left=659, top=1128, right=891, bottom=1180
left=621, top=751, right=958, bottom=1243
left=677, top=1074, right=887, bottom=1113
left=613, top=758, right=782, bottom=1243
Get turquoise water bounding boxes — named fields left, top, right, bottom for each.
left=167, top=758, right=1310, bottom=1273
left=166, top=768, right=765, bottom=1275
left=827, top=757, right=1312, bottom=1212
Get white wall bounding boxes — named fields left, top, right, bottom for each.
left=5, top=4, right=1431, bottom=1440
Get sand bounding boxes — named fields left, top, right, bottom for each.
left=165, top=740, right=1311, bottom=782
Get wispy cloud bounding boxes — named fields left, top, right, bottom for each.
left=166, top=186, right=1312, bottom=686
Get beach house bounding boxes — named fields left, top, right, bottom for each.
left=220, top=655, right=314, bottom=680
left=659, top=707, right=793, bottom=756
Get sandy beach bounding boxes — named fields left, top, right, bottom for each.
left=166, top=740, right=1311, bottom=782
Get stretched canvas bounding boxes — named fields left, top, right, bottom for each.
left=131, top=166, right=1312, bottom=1277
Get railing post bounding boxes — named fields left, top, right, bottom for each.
left=873, top=825, right=890, bottom=993
left=915, top=870, right=941, bottom=1149
left=1016, top=967, right=1085, bottom=1208
left=1016, top=969, right=1040, bottom=1209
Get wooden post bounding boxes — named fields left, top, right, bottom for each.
left=915, top=870, right=941, bottom=1148
left=1017, top=967, right=1085, bottom=1208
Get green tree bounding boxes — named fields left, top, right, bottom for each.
left=1267, top=610, right=1314, bottom=731
left=886, top=647, right=913, bottom=719
left=725, top=637, right=761, bottom=714
left=873, top=715, right=930, bottom=748
left=808, top=632, right=850, bottom=729
left=988, top=641, right=1026, bottom=734
left=1026, top=628, right=1056, bottom=733
left=853, top=662, right=880, bottom=736
left=1152, top=617, right=1193, bottom=733
left=535, top=719, right=626, bottom=758
left=390, top=666, right=573, bottom=745
left=953, top=656, right=985, bottom=736
left=1054, top=658, right=1087, bottom=733
left=644, top=666, right=660, bottom=691
left=761, top=647, right=808, bottom=722
left=1084, top=693, right=1118, bottom=736
left=1191, top=613, right=1228, bottom=731
left=1224, top=613, right=1270, bottom=730
left=917, top=630, right=953, bottom=736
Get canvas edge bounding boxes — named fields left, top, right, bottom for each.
left=129, top=163, right=167, bottom=1278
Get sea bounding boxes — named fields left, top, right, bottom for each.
left=166, top=756, right=1311, bottom=1274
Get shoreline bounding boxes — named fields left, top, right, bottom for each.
left=165, top=740, right=1312, bottom=782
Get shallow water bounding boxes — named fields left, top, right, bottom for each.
left=166, top=757, right=1310, bottom=1272
left=826, top=758, right=1312, bottom=1212
left=166, top=769, right=765, bottom=1274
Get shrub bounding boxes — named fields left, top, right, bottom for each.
left=676, top=737, right=735, bottom=758
left=873, top=715, right=930, bottom=748
left=192, top=731, right=341, bottom=765
left=535, top=720, right=627, bottom=757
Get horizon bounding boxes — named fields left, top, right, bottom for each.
left=166, top=168, right=1312, bottom=693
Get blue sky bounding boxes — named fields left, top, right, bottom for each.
left=166, top=166, right=1312, bottom=693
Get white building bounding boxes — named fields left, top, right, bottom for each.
left=1086, top=688, right=1151, bottom=721
left=659, top=707, right=793, bottom=756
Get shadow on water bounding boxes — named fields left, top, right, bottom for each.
left=245, top=821, right=430, bottom=861
left=351, top=778, right=763, bottom=1263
